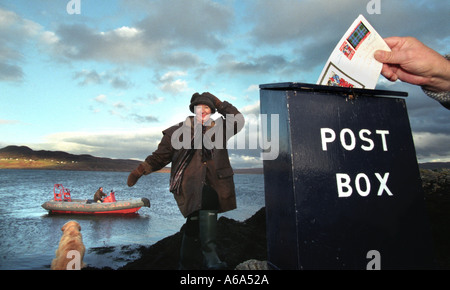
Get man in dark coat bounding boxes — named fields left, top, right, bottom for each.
left=93, top=187, right=106, bottom=203
left=127, top=92, right=245, bottom=269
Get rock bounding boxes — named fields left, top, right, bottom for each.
left=117, top=207, right=267, bottom=270
left=235, top=259, right=269, bottom=270
left=420, top=169, right=450, bottom=195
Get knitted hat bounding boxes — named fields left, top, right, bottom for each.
left=189, top=92, right=216, bottom=113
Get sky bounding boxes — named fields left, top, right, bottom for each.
left=0, top=0, right=449, bottom=168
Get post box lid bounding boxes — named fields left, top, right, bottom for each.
left=259, top=82, right=408, bottom=98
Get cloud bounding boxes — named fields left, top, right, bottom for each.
left=0, top=119, right=20, bottom=125
left=73, top=69, right=132, bottom=89
left=49, top=24, right=150, bottom=64
left=245, top=85, right=259, bottom=92
left=240, top=101, right=260, bottom=116
left=134, top=0, right=233, bottom=50
left=246, top=0, right=450, bottom=71
left=90, top=94, right=159, bottom=124
left=160, top=71, right=187, bottom=82
left=216, top=54, right=291, bottom=75
left=0, top=62, right=23, bottom=82
left=2, top=1, right=449, bottom=165
left=29, top=0, right=233, bottom=68
left=73, top=69, right=102, bottom=85
left=413, top=132, right=450, bottom=162
left=373, top=79, right=450, bottom=162
left=129, top=114, right=159, bottom=124
left=229, top=153, right=263, bottom=169
left=376, top=82, right=450, bottom=135
left=158, top=71, right=190, bottom=95
left=147, top=94, right=165, bottom=104
left=0, top=8, right=42, bottom=82
left=247, top=0, right=364, bottom=48
left=248, top=0, right=449, bottom=46
left=42, top=127, right=167, bottom=160
left=94, top=94, right=107, bottom=103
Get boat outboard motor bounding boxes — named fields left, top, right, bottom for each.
left=141, top=198, right=151, bottom=208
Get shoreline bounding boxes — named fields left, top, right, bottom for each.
left=0, top=164, right=263, bottom=174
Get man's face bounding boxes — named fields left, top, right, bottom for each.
left=195, top=104, right=212, bottom=124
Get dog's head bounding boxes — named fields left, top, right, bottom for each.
left=61, top=220, right=81, bottom=232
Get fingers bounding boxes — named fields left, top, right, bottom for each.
left=374, top=49, right=410, bottom=66
left=379, top=63, right=398, bottom=82
left=374, top=36, right=408, bottom=65
left=127, top=172, right=140, bottom=187
left=383, top=36, right=404, bottom=49
left=374, top=50, right=390, bottom=62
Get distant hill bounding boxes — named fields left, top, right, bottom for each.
left=419, top=162, right=450, bottom=170
left=0, top=145, right=141, bottom=172
left=0, top=145, right=263, bottom=174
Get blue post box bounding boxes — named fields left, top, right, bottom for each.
left=260, top=82, right=435, bottom=269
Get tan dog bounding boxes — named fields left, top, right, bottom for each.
left=51, top=220, right=86, bottom=270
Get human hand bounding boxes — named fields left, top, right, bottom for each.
left=374, top=37, right=450, bottom=92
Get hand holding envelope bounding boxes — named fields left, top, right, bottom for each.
left=317, top=15, right=390, bottom=90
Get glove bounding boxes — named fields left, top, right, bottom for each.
left=204, top=92, right=222, bottom=108
left=127, top=162, right=152, bottom=187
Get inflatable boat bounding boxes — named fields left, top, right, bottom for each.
left=41, top=184, right=150, bottom=215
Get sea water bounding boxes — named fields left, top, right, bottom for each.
left=0, top=169, right=265, bottom=270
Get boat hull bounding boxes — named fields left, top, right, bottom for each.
left=42, top=198, right=150, bottom=215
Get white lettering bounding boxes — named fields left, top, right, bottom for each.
left=355, top=173, right=371, bottom=197
left=336, top=172, right=393, bottom=198
left=180, top=274, right=214, bottom=287
left=320, top=128, right=390, bottom=152
left=321, top=128, right=336, bottom=151
left=336, top=173, right=353, bottom=197
left=359, top=129, right=374, bottom=151
left=376, top=130, right=389, bottom=151
left=340, top=128, right=356, bottom=151
left=375, top=172, right=393, bottom=196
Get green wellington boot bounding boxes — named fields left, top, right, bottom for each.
left=199, top=210, right=228, bottom=270
left=178, top=232, right=201, bottom=270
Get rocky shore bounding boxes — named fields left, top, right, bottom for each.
left=84, top=168, right=450, bottom=270
left=421, top=169, right=450, bottom=270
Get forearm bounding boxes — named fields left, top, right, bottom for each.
left=144, top=131, right=175, bottom=171
left=421, top=54, right=450, bottom=109
left=218, top=101, right=245, bottom=135
left=423, top=54, right=450, bottom=93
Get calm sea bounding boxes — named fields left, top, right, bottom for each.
left=0, top=169, right=265, bottom=270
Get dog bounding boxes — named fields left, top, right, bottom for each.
left=51, top=220, right=86, bottom=270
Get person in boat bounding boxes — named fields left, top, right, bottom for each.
left=93, top=187, right=107, bottom=203
left=127, top=92, right=245, bottom=270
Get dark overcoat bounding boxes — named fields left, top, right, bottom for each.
left=144, top=101, right=245, bottom=217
